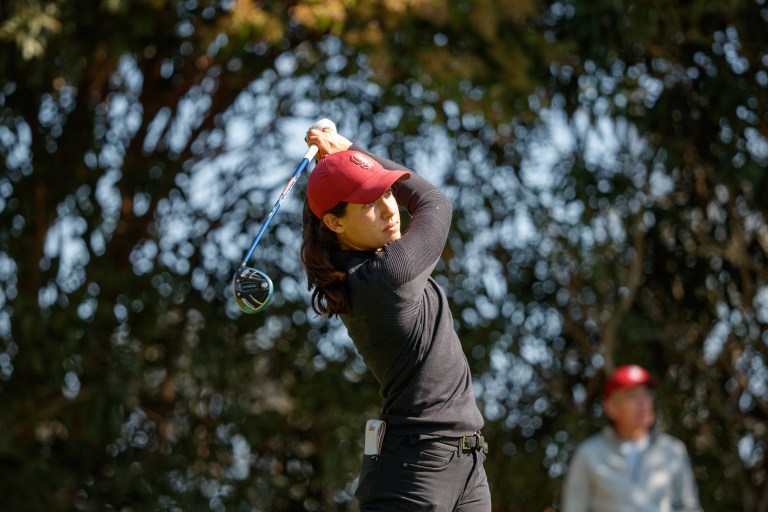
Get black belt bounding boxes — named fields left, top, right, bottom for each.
left=436, top=433, right=488, bottom=453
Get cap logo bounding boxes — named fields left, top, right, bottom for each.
left=350, top=153, right=374, bottom=170
left=627, top=366, right=644, bottom=381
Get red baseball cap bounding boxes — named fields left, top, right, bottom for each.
left=603, top=364, right=658, bottom=399
left=307, top=150, right=410, bottom=218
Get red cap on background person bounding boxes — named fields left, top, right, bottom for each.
left=603, top=364, right=658, bottom=399
left=307, top=150, right=410, bottom=219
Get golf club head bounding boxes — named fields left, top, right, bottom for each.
left=233, top=266, right=274, bottom=314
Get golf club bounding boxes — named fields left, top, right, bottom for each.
left=233, top=118, right=337, bottom=314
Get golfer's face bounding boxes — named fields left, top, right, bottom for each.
left=335, top=189, right=401, bottom=251
left=605, top=385, right=655, bottom=436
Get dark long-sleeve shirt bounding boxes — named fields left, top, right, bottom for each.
left=331, top=145, right=484, bottom=437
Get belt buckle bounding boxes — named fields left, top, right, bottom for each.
left=461, top=434, right=475, bottom=451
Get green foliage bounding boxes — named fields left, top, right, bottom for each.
left=1, top=0, right=767, bottom=510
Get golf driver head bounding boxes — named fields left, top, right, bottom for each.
left=233, top=266, right=274, bottom=314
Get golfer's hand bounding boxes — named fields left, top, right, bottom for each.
left=306, top=127, right=352, bottom=159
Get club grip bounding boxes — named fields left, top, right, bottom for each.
left=303, top=144, right=319, bottom=161
left=310, top=118, right=337, bottom=133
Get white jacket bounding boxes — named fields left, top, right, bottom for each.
left=562, top=427, right=702, bottom=512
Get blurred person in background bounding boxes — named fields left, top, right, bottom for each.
left=562, top=364, right=702, bottom=512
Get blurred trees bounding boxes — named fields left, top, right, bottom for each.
left=1, top=0, right=767, bottom=510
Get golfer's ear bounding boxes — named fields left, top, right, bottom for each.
left=322, top=213, right=344, bottom=234
left=603, top=396, right=616, bottom=420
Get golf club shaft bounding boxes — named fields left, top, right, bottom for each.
left=241, top=144, right=319, bottom=266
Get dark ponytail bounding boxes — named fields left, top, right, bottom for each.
left=301, top=200, right=351, bottom=316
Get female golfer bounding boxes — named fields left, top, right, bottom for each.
left=301, top=126, right=491, bottom=511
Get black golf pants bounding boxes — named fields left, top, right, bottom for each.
left=355, top=435, right=491, bottom=511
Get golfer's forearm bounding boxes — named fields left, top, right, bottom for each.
left=349, top=143, right=412, bottom=173
left=350, top=144, right=451, bottom=219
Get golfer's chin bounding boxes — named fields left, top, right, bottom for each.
left=379, top=231, right=401, bottom=249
